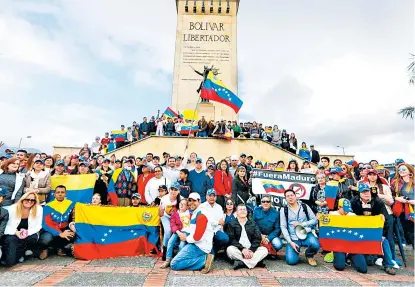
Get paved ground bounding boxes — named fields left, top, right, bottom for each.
left=0, top=248, right=413, bottom=286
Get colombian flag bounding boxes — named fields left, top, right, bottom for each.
left=111, top=130, right=127, bottom=143
left=201, top=72, right=243, bottom=114
left=50, top=174, right=96, bottom=204
left=73, top=204, right=160, bottom=260
left=325, top=180, right=339, bottom=210
left=180, top=123, right=199, bottom=135
left=319, top=215, right=384, bottom=255
left=262, top=180, right=285, bottom=194
left=163, top=107, right=179, bottom=118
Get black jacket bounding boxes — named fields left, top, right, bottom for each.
left=226, top=218, right=262, bottom=252
left=350, top=195, right=389, bottom=236
left=310, top=150, right=320, bottom=164
left=232, top=177, right=251, bottom=206
left=0, top=206, right=10, bottom=237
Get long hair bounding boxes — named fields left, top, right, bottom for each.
left=25, top=153, right=37, bottom=171
left=394, top=163, right=414, bottom=194
left=223, top=198, right=236, bottom=213
left=341, top=164, right=357, bottom=183
left=1, top=158, right=19, bottom=172
left=219, top=159, right=229, bottom=175
left=15, top=191, right=39, bottom=219
left=235, top=166, right=247, bottom=182
left=287, top=161, right=299, bottom=172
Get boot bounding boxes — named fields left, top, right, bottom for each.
left=162, top=246, right=167, bottom=261
left=160, top=259, right=171, bottom=269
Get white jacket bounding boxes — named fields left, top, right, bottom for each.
left=4, top=204, right=43, bottom=236
left=145, top=177, right=171, bottom=204
left=201, top=201, right=224, bottom=233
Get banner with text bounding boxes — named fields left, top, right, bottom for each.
left=251, top=169, right=316, bottom=207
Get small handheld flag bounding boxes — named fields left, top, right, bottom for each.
left=163, top=107, right=179, bottom=118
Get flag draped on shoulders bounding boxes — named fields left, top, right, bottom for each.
left=318, top=214, right=384, bottom=255
left=73, top=204, right=160, bottom=260
left=43, top=199, right=75, bottom=236
left=107, top=168, right=137, bottom=206
left=50, top=174, right=96, bottom=204
left=200, top=71, right=243, bottom=113
left=325, top=180, right=339, bottom=210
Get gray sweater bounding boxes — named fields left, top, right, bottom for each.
left=0, top=172, right=24, bottom=207
left=280, top=202, right=317, bottom=243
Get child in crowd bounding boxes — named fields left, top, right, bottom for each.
left=178, top=169, right=192, bottom=198
left=154, top=185, right=168, bottom=206
left=160, top=198, right=190, bottom=268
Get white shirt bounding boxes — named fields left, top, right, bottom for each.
left=144, top=176, right=171, bottom=204
left=201, top=201, right=224, bottom=233
left=238, top=219, right=251, bottom=249
left=162, top=166, right=180, bottom=183
left=160, top=194, right=177, bottom=217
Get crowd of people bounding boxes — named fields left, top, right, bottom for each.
left=86, top=116, right=320, bottom=164
left=0, top=146, right=413, bottom=277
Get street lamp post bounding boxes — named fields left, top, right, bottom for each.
left=19, top=136, right=32, bottom=148
left=336, top=145, right=345, bottom=155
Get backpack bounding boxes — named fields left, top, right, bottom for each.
left=284, top=203, right=310, bottom=228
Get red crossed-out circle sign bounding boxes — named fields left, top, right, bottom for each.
left=288, top=183, right=307, bottom=198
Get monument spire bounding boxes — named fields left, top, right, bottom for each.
left=175, top=0, right=240, bottom=15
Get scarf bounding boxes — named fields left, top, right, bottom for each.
left=28, top=170, right=48, bottom=189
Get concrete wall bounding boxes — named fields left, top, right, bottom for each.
left=53, top=146, right=82, bottom=157
left=320, top=154, right=355, bottom=165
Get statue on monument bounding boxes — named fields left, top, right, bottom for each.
left=190, top=65, right=220, bottom=94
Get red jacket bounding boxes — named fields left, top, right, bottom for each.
left=137, top=172, right=155, bottom=204
left=170, top=210, right=183, bottom=234
left=213, top=170, right=232, bottom=196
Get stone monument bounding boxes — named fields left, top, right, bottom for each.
left=172, top=0, right=240, bottom=121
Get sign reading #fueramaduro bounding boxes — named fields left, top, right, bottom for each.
left=183, top=22, right=231, bottom=42
left=251, top=169, right=316, bottom=206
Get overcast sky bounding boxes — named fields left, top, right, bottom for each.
left=0, top=0, right=414, bottom=163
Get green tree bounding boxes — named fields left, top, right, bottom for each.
left=398, top=53, right=414, bottom=119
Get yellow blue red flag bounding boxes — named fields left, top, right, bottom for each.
left=319, top=214, right=384, bottom=255
left=73, top=204, right=160, bottom=260
left=50, top=174, right=96, bottom=204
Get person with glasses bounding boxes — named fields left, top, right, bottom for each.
left=2, top=191, right=43, bottom=266
left=391, top=163, right=414, bottom=249
left=170, top=192, right=214, bottom=274
left=252, top=195, right=283, bottom=257
left=0, top=158, right=25, bottom=207
left=145, top=166, right=171, bottom=205
left=24, top=159, right=51, bottom=205
left=224, top=199, right=237, bottom=226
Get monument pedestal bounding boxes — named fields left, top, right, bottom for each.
left=172, top=0, right=240, bottom=122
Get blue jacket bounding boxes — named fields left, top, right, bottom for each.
left=298, top=148, right=311, bottom=161
left=252, top=206, right=280, bottom=241
left=189, top=169, right=212, bottom=202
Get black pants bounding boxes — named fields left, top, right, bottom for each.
left=400, top=213, right=414, bottom=248
left=216, top=195, right=226, bottom=210
left=40, top=230, right=74, bottom=252
left=1, top=233, right=40, bottom=267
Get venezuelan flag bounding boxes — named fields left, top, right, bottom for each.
left=163, top=107, right=179, bottom=118
left=325, top=180, right=339, bottom=210
left=49, top=174, right=96, bottom=204
left=406, top=204, right=414, bottom=222
left=319, top=215, right=384, bottom=255
left=180, top=123, right=199, bottom=135
left=111, top=130, right=127, bottom=142
left=201, top=72, right=243, bottom=114
left=73, top=204, right=160, bottom=260
left=216, top=132, right=233, bottom=141
left=262, top=180, right=285, bottom=194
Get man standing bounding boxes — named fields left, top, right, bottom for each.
left=280, top=189, right=320, bottom=266
left=321, top=157, right=331, bottom=171
left=170, top=193, right=214, bottom=274
left=139, top=117, right=150, bottom=139
left=226, top=204, right=268, bottom=269
left=310, top=145, right=320, bottom=164
left=229, top=155, right=239, bottom=178
left=16, top=149, right=28, bottom=173
left=189, top=158, right=212, bottom=203
left=162, top=157, right=180, bottom=182
left=201, top=189, right=229, bottom=253
left=91, top=137, right=101, bottom=157
left=198, top=116, right=208, bottom=137
left=252, top=196, right=283, bottom=255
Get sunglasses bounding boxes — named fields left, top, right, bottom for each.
left=261, top=200, right=271, bottom=203
left=398, top=167, right=408, bottom=172
left=226, top=202, right=233, bottom=205
left=23, top=199, right=36, bottom=203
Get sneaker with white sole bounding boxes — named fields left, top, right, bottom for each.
left=375, top=258, right=383, bottom=266
left=25, top=250, right=33, bottom=257
left=18, top=257, right=24, bottom=263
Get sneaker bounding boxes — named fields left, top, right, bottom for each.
left=233, top=260, right=245, bottom=270
left=39, top=249, right=48, bottom=260
left=18, top=257, right=24, bottom=263
left=200, top=254, right=214, bottom=274
left=394, top=258, right=403, bottom=266
left=307, top=258, right=318, bottom=267
left=391, top=260, right=400, bottom=269
left=24, top=250, right=33, bottom=257
left=160, top=259, right=171, bottom=269
left=323, top=252, right=334, bottom=263
left=375, top=258, right=383, bottom=267
left=385, top=267, right=396, bottom=275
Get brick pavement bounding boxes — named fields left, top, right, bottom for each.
left=0, top=251, right=413, bottom=286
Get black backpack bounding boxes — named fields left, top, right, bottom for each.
left=284, top=203, right=310, bottom=228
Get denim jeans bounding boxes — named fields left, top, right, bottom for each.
left=166, top=131, right=174, bottom=136
left=161, top=215, right=172, bottom=247
left=386, top=215, right=397, bottom=260
left=166, top=233, right=188, bottom=260
left=213, top=231, right=229, bottom=253
left=285, top=233, right=320, bottom=265
left=334, top=252, right=367, bottom=273
left=2, top=233, right=39, bottom=267
left=271, top=237, right=283, bottom=251
left=40, top=230, right=74, bottom=250
left=170, top=243, right=207, bottom=271
left=381, top=237, right=394, bottom=268
left=198, top=131, right=207, bottom=137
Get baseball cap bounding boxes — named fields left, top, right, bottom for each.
left=231, top=155, right=238, bottom=161
left=195, top=157, right=203, bottom=163
left=188, top=192, right=201, bottom=201
left=395, top=158, right=405, bottom=165
left=115, top=159, right=121, bottom=163
left=0, top=154, right=11, bottom=160
left=255, top=160, right=262, bottom=164
left=375, top=165, right=385, bottom=173
left=329, top=167, right=342, bottom=174
left=103, top=158, right=110, bottom=163
left=34, top=159, right=44, bottom=164
left=158, top=185, right=168, bottom=190
left=79, top=156, right=86, bottom=162
left=0, top=186, right=7, bottom=197
left=208, top=164, right=216, bottom=170
left=206, top=189, right=216, bottom=196
left=124, top=159, right=134, bottom=164
left=79, top=162, right=89, bottom=167
left=358, top=183, right=371, bottom=193
left=240, top=153, right=246, bottom=157
left=247, top=155, right=253, bottom=160
left=131, top=193, right=141, bottom=199
left=55, top=160, right=65, bottom=166
left=367, top=169, right=377, bottom=175
left=338, top=198, right=353, bottom=213
left=170, top=182, right=180, bottom=190
left=346, top=160, right=358, bottom=167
